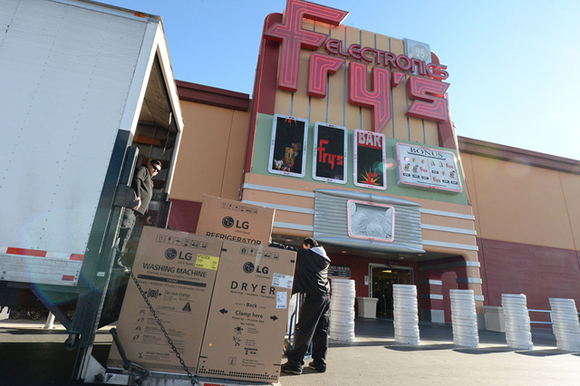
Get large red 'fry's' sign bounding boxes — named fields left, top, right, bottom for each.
left=264, top=0, right=450, bottom=132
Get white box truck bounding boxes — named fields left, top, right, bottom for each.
left=0, top=0, right=185, bottom=382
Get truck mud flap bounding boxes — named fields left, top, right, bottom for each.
left=99, top=269, right=130, bottom=328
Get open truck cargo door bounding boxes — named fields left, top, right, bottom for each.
left=0, top=0, right=184, bottom=382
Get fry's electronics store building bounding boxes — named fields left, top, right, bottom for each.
left=157, top=0, right=580, bottom=326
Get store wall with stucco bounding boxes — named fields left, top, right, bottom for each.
left=170, top=100, right=251, bottom=202
left=461, top=148, right=580, bottom=311
left=462, top=153, right=580, bottom=249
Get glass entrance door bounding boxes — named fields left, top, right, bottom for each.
left=370, top=265, right=412, bottom=319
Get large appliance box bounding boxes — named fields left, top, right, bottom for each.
left=108, top=227, right=222, bottom=374
left=196, top=195, right=275, bottom=246
left=197, top=240, right=296, bottom=383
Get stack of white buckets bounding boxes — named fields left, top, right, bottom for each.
left=393, top=284, right=420, bottom=345
left=549, top=298, right=580, bottom=352
left=329, top=279, right=356, bottom=341
left=449, top=289, right=479, bottom=347
left=501, top=293, right=533, bottom=350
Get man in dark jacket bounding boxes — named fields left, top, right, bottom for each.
left=116, top=159, right=161, bottom=267
left=281, top=237, right=331, bottom=375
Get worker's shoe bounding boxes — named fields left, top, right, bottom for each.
left=308, top=361, right=326, bottom=373
left=281, top=362, right=302, bottom=375
left=116, top=258, right=131, bottom=275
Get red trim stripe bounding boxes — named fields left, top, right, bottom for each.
left=6, top=247, right=47, bottom=257
left=70, top=254, right=84, bottom=261
left=242, top=13, right=282, bottom=180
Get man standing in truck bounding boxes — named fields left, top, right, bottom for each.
left=116, top=159, right=162, bottom=267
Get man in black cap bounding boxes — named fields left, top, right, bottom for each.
left=280, top=237, right=331, bottom=375
left=116, top=159, right=162, bottom=267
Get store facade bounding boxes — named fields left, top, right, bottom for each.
left=166, top=0, right=580, bottom=326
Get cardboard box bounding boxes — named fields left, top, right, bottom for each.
left=197, top=240, right=296, bottom=383
left=196, top=195, right=275, bottom=246
left=108, top=227, right=223, bottom=374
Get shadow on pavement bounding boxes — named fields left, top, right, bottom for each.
left=516, top=349, right=571, bottom=357
left=454, top=346, right=515, bottom=354
left=384, top=342, right=456, bottom=351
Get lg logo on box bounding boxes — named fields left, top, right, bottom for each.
left=164, top=248, right=193, bottom=261
left=222, top=216, right=249, bottom=230
left=242, top=262, right=269, bottom=274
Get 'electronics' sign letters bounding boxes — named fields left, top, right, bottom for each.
left=263, top=0, right=450, bottom=133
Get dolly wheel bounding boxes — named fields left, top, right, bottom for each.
left=9, top=310, right=21, bottom=319
left=28, top=310, right=42, bottom=321
left=65, top=334, right=80, bottom=351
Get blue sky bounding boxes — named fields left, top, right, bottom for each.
left=104, top=0, right=580, bottom=161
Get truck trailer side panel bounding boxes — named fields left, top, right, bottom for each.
left=0, top=1, right=185, bottom=381
left=0, top=0, right=159, bottom=286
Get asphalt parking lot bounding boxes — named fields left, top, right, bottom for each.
left=1, top=311, right=579, bottom=385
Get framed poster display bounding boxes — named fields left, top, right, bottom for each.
left=268, top=114, right=308, bottom=177
left=347, top=199, right=395, bottom=242
left=353, top=129, right=386, bottom=190
left=395, top=142, right=462, bottom=193
left=312, top=122, right=347, bottom=184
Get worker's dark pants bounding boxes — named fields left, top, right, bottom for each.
left=117, top=209, right=136, bottom=258
left=287, top=293, right=330, bottom=370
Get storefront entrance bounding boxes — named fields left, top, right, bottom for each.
left=370, top=264, right=412, bottom=319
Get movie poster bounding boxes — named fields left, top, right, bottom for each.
left=353, top=129, right=386, bottom=190
left=312, top=123, right=347, bottom=184
left=268, top=114, right=308, bottom=177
